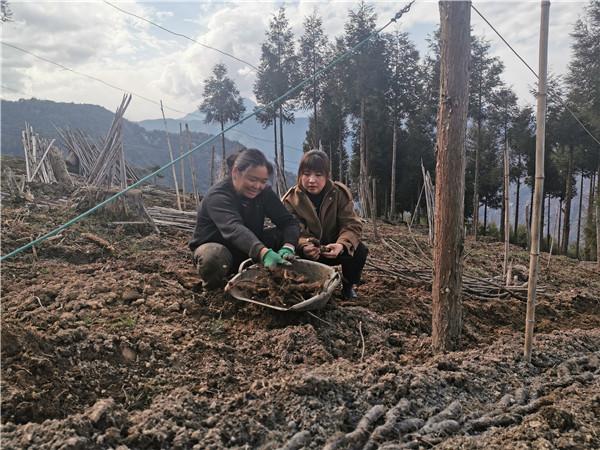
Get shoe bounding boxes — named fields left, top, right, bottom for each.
left=342, top=283, right=358, bottom=300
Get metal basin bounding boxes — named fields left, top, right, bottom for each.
left=225, top=258, right=341, bottom=312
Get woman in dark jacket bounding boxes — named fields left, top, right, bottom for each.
left=189, top=148, right=299, bottom=289
left=282, top=150, right=367, bottom=299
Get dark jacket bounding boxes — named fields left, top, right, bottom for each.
left=189, top=179, right=299, bottom=260
left=282, top=180, right=363, bottom=256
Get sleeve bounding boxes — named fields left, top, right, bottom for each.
left=264, top=188, right=300, bottom=248
left=205, top=190, right=265, bottom=260
left=335, top=185, right=363, bottom=255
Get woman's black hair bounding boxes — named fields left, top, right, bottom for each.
left=227, top=148, right=273, bottom=176
left=298, top=149, right=330, bottom=179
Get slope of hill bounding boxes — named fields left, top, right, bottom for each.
left=138, top=98, right=310, bottom=173
left=0, top=98, right=245, bottom=192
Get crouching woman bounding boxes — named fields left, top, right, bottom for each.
left=282, top=150, right=368, bottom=299
left=189, top=148, right=299, bottom=289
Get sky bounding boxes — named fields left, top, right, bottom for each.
left=0, top=0, right=590, bottom=122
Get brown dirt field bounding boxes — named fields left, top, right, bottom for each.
left=1, top=182, right=599, bottom=449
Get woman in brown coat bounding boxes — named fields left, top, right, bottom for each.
left=282, top=149, right=368, bottom=299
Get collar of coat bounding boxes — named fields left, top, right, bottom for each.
left=284, top=180, right=354, bottom=233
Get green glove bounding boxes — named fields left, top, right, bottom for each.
left=262, top=249, right=291, bottom=268
left=277, top=246, right=295, bottom=260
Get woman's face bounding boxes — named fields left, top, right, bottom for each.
left=300, top=170, right=327, bottom=195
left=232, top=165, right=269, bottom=199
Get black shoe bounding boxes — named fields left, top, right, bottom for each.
left=342, top=283, right=358, bottom=300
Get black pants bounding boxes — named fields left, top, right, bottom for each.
left=317, top=242, right=368, bottom=285
left=193, top=227, right=283, bottom=288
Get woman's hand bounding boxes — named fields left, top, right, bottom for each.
left=262, top=249, right=291, bottom=268
left=302, top=244, right=321, bottom=260
left=322, top=243, right=344, bottom=259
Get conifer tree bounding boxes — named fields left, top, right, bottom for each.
left=254, top=6, right=300, bottom=192
left=199, top=63, right=245, bottom=179
left=299, top=9, right=328, bottom=148
left=468, top=37, right=504, bottom=238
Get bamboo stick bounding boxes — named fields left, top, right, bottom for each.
left=524, top=0, right=550, bottom=363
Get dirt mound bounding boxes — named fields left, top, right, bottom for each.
left=1, top=197, right=599, bottom=449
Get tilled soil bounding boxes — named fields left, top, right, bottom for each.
left=1, top=186, right=599, bottom=449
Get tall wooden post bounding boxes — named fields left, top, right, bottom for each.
left=575, top=172, right=584, bottom=259
left=432, top=1, right=471, bottom=352
left=160, top=101, right=182, bottom=210
left=503, top=125, right=510, bottom=280
left=390, top=122, right=398, bottom=219
left=524, top=0, right=550, bottom=363
left=178, top=123, right=187, bottom=209
left=185, top=124, right=200, bottom=207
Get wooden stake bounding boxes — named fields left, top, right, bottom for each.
left=178, top=123, right=187, bottom=209
left=160, top=101, right=182, bottom=210
left=185, top=123, right=200, bottom=206
left=524, top=0, right=550, bottom=363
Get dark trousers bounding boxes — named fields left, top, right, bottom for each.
left=193, top=227, right=283, bottom=289
left=318, top=242, right=368, bottom=285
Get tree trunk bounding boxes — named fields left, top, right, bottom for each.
left=273, top=116, right=280, bottom=197
left=503, top=135, right=510, bottom=276
left=557, top=199, right=563, bottom=253
left=547, top=194, right=551, bottom=248
left=279, top=107, right=287, bottom=192
left=483, top=199, right=488, bottom=234
left=338, top=125, right=343, bottom=182
left=576, top=172, right=584, bottom=259
left=390, top=121, right=398, bottom=219
left=220, top=121, right=227, bottom=180
left=210, top=145, right=216, bottom=187
left=431, top=1, right=470, bottom=353
left=596, top=164, right=600, bottom=268
left=48, top=147, right=73, bottom=185
left=540, top=185, right=546, bottom=248
left=472, top=110, right=482, bottom=239
left=524, top=0, right=550, bottom=362
left=561, top=145, right=574, bottom=255
left=313, top=51, right=318, bottom=148
left=358, top=98, right=370, bottom=218
left=584, top=173, right=595, bottom=260
left=514, top=154, right=522, bottom=237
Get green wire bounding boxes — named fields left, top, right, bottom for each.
left=1, top=5, right=412, bottom=262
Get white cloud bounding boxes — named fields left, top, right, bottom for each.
left=1, top=0, right=588, bottom=121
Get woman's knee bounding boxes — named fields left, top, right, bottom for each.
left=193, top=243, right=233, bottom=289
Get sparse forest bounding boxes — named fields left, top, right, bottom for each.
left=249, top=1, right=600, bottom=259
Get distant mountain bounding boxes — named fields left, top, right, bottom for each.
left=139, top=98, right=310, bottom=173
left=0, top=98, right=246, bottom=192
